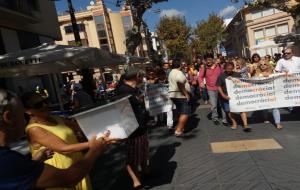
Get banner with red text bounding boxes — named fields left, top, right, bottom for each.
left=226, top=73, right=300, bottom=112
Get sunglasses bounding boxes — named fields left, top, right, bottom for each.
left=284, top=52, right=292, bottom=55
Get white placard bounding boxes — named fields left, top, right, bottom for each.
left=70, top=96, right=138, bottom=139
left=144, top=84, right=173, bottom=116
left=226, top=72, right=300, bottom=112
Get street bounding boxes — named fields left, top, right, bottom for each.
left=91, top=104, right=300, bottom=190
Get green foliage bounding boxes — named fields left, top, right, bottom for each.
left=193, top=14, right=225, bottom=54
left=156, top=16, right=192, bottom=60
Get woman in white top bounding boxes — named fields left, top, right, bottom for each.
left=255, top=60, right=283, bottom=129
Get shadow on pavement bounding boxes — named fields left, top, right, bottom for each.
left=144, top=142, right=181, bottom=189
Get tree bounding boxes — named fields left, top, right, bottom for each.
left=121, top=0, right=168, bottom=56
left=156, top=16, right=192, bottom=60
left=193, top=14, right=225, bottom=55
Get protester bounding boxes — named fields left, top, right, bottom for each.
left=265, top=55, right=276, bottom=68
left=156, top=68, right=174, bottom=130
left=255, top=60, right=283, bottom=129
left=275, top=48, right=300, bottom=73
left=235, top=58, right=249, bottom=78
left=22, top=92, right=97, bottom=190
left=168, top=60, right=191, bottom=136
left=72, top=83, right=94, bottom=109
left=198, top=53, right=227, bottom=125
left=249, top=53, right=261, bottom=76
left=0, top=89, right=113, bottom=190
left=216, top=62, right=251, bottom=132
left=162, top=61, right=171, bottom=77
left=275, top=48, right=300, bottom=113
left=116, top=67, right=149, bottom=190
left=198, top=60, right=209, bottom=104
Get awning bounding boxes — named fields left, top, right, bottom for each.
left=0, top=43, right=146, bottom=77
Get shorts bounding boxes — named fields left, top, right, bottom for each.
left=171, top=98, right=191, bottom=115
left=221, top=99, right=230, bottom=112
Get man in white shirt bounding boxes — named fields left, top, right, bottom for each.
left=275, top=48, right=300, bottom=113
left=168, top=60, right=191, bottom=137
left=275, top=48, right=300, bottom=73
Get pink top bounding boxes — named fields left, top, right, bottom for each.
left=198, top=65, right=223, bottom=91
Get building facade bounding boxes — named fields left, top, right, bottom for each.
left=0, top=0, right=61, bottom=98
left=56, top=0, right=148, bottom=57
left=224, top=5, right=299, bottom=58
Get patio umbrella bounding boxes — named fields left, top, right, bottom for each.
left=0, top=43, right=144, bottom=77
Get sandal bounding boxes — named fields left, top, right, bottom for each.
left=174, top=131, right=183, bottom=137
left=231, top=125, right=238, bottom=130
left=243, top=126, right=252, bottom=132
left=276, top=124, right=283, bottom=130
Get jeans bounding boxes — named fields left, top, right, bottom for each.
left=200, top=87, right=208, bottom=101
left=207, top=90, right=226, bottom=122
left=263, top=108, right=281, bottom=124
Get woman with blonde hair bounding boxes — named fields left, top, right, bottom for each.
left=235, top=58, right=249, bottom=78
left=254, top=60, right=283, bottom=129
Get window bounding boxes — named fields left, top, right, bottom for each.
left=254, top=29, right=264, bottom=39
left=122, top=16, right=132, bottom=27
left=257, top=49, right=267, bottom=57
left=251, top=11, right=262, bottom=20
left=96, top=23, right=105, bottom=30
left=99, top=38, right=108, bottom=45
left=17, top=31, right=40, bottom=49
left=277, top=24, right=289, bottom=34
left=94, top=16, right=105, bottom=25
left=97, top=30, right=107, bottom=38
left=265, top=26, right=276, bottom=37
left=64, top=24, right=85, bottom=34
left=262, top=9, right=274, bottom=17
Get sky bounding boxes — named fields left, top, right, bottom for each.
left=55, top=0, right=244, bottom=30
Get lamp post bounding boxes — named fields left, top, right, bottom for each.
left=67, top=0, right=82, bottom=46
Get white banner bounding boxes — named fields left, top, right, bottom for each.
left=226, top=72, right=300, bottom=112
left=144, top=84, right=173, bottom=116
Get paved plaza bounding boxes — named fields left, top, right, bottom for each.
left=92, top=104, right=300, bottom=190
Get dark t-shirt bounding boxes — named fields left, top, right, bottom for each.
left=216, top=72, right=241, bottom=96
left=73, top=91, right=94, bottom=107
left=116, top=83, right=147, bottom=138
left=0, top=146, right=44, bottom=190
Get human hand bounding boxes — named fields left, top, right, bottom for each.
left=32, top=148, right=54, bottom=162
left=185, top=94, right=191, bottom=101
left=200, top=83, right=205, bottom=88
left=224, top=95, right=231, bottom=101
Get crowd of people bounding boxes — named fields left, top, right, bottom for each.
left=1, top=46, right=300, bottom=190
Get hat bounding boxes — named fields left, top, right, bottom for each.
left=123, top=66, right=139, bottom=80
left=21, top=92, right=47, bottom=108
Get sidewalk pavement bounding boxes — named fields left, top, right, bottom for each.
left=91, top=105, right=300, bottom=190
